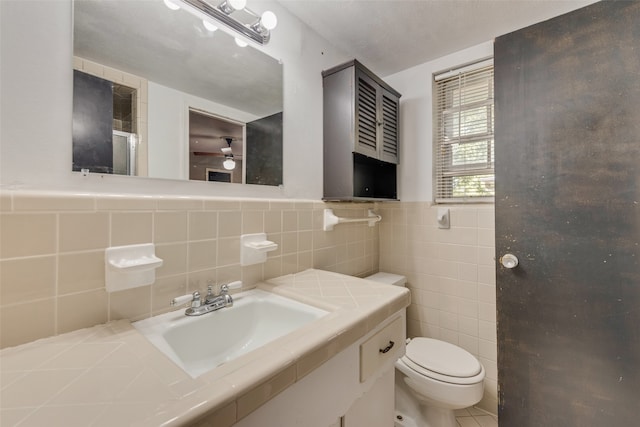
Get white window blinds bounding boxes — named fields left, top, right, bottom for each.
left=434, top=60, right=494, bottom=203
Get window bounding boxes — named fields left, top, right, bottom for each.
left=434, top=59, right=494, bottom=202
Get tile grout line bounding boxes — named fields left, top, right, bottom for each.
left=10, top=332, right=118, bottom=426
left=54, top=212, right=60, bottom=337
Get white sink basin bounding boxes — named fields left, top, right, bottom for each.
left=133, top=289, right=328, bottom=378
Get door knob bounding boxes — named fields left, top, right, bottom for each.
left=500, top=253, right=519, bottom=269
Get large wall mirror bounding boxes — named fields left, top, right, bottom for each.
left=72, top=0, right=283, bottom=186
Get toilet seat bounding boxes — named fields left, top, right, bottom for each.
left=401, top=338, right=484, bottom=385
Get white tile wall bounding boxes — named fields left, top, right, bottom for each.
left=378, top=202, right=497, bottom=414
left=0, top=191, right=379, bottom=349
left=1, top=191, right=497, bottom=414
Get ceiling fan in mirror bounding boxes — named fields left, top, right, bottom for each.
left=192, top=136, right=242, bottom=170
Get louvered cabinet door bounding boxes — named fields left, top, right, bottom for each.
left=380, top=88, right=399, bottom=164
left=354, top=70, right=400, bottom=164
left=354, top=70, right=382, bottom=159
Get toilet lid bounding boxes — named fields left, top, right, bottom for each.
left=405, top=338, right=482, bottom=378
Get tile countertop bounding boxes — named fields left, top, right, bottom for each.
left=0, top=269, right=410, bottom=427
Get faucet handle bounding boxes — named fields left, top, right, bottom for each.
left=206, top=281, right=215, bottom=298
left=220, top=280, right=242, bottom=294
left=170, top=291, right=201, bottom=307
left=191, top=291, right=202, bottom=308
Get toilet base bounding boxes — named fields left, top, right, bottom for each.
left=418, top=405, right=456, bottom=427
left=395, top=368, right=462, bottom=427
left=395, top=371, right=423, bottom=425
left=395, top=400, right=457, bottom=427
left=393, top=411, right=419, bottom=427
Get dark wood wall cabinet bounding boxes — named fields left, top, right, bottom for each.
left=322, top=60, right=401, bottom=201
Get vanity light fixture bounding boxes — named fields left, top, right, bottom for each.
left=178, top=0, right=277, bottom=45
left=251, top=10, right=278, bottom=35
left=163, top=0, right=181, bottom=10
left=202, top=19, right=218, bottom=32
left=218, top=0, right=247, bottom=14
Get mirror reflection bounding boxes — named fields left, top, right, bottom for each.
left=189, top=109, right=244, bottom=183
left=72, top=0, right=283, bottom=185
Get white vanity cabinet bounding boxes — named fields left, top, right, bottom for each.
left=342, top=315, right=404, bottom=427
left=342, top=369, right=395, bottom=427
left=229, top=312, right=406, bottom=427
left=359, top=315, right=404, bottom=382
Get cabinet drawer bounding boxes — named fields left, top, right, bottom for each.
left=360, top=316, right=404, bottom=382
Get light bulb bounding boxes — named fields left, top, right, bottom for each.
left=228, top=0, right=246, bottom=10
left=261, top=11, right=278, bottom=30
left=235, top=38, right=248, bottom=47
left=163, top=0, right=180, bottom=10
left=202, top=20, right=218, bottom=32
left=223, top=158, right=236, bottom=170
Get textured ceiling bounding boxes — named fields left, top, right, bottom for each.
left=277, top=0, right=599, bottom=77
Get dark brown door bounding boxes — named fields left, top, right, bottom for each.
left=494, top=2, right=640, bottom=426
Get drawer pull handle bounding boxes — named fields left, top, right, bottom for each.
left=379, top=341, right=395, bottom=354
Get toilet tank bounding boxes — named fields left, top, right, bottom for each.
left=365, top=272, right=406, bottom=287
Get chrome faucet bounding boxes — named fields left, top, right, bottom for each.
left=170, top=281, right=242, bottom=316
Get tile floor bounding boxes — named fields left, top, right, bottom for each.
left=455, top=407, right=498, bottom=427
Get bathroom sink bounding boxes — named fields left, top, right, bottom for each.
left=133, top=289, right=328, bottom=378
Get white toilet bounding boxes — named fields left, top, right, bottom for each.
left=365, top=272, right=485, bottom=427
